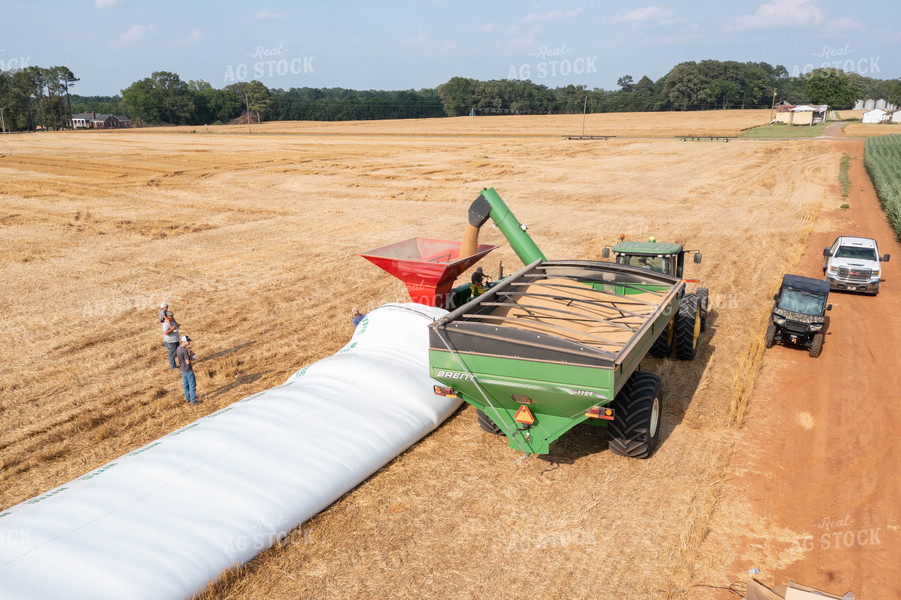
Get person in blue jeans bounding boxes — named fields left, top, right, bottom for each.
left=175, top=335, right=202, bottom=404
left=162, top=311, right=180, bottom=369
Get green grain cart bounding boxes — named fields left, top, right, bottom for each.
left=429, top=189, right=703, bottom=458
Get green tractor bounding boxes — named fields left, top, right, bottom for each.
left=602, top=238, right=708, bottom=360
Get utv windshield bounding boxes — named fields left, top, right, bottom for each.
left=779, top=288, right=827, bottom=316
left=619, top=255, right=671, bottom=274
left=834, top=246, right=878, bottom=261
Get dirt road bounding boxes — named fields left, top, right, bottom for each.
left=697, top=139, right=901, bottom=598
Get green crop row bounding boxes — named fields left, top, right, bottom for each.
left=865, top=135, right=901, bottom=241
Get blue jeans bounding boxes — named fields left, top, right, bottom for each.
left=181, top=371, right=197, bottom=403
left=164, top=342, right=179, bottom=369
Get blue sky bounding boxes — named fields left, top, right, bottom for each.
left=1, top=0, right=898, bottom=95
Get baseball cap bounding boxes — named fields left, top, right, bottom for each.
left=165, top=310, right=174, bottom=317
left=181, top=335, right=191, bottom=343
left=160, top=302, right=168, bottom=308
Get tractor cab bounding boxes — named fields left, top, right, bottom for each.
left=601, top=239, right=702, bottom=279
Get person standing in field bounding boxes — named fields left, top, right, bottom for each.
left=176, top=335, right=201, bottom=404
left=162, top=310, right=180, bottom=369
left=352, top=308, right=365, bottom=328
left=158, top=301, right=168, bottom=323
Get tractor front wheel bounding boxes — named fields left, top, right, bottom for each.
left=675, top=293, right=701, bottom=360
left=649, top=320, right=674, bottom=358
left=765, top=323, right=777, bottom=348
left=697, top=287, right=709, bottom=332
left=608, top=372, right=663, bottom=459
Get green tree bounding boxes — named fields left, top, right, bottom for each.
left=806, top=70, right=858, bottom=108
left=226, top=80, right=270, bottom=123
left=617, top=75, right=635, bottom=92
left=437, top=77, right=477, bottom=116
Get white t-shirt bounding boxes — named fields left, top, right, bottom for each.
left=162, top=320, right=180, bottom=343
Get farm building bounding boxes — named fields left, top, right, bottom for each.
left=68, top=112, right=131, bottom=129
left=772, top=104, right=828, bottom=126
left=862, top=108, right=890, bottom=124
left=854, top=98, right=897, bottom=111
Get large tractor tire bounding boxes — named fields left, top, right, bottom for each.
left=765, top=323, right=777, bottom=348
left=649, top=319, right=674, bottom=358
left=809, top=333, right=824, bottom=358
left=476, top=409, right=504, bottom=435
left=697, top=287, right=710, bottom=332
left=608, top=372, right=663, bottom=459
left=675, top=293, right=701, bottom=361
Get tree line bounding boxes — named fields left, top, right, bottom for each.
left=2, top=60, right=900, bottom=131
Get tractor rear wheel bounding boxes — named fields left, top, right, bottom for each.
left=608, top=372, right=663, bottom=459
left=809, top=333, right=824, bottom=358
left=697, top=287, right=709, bottom=332
left=675, top=293, right=701, bottom=361
left=765, top=323, right=777, bottom=348
left=649, top=320, right=674, bottom=358
left=476, top=409, right=504, bottom=435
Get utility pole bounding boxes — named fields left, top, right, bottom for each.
left=580, top=95, right=588, bottom=137
left=244, top=92, right=251, bottom=134
left=770, top=87, right=777, bottom=123
left=0, top=106, right=6, bottom=134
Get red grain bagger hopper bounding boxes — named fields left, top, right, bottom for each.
left=358, top=237, right=496, bottom=307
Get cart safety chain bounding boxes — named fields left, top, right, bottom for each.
left=432, top=327, right=531, bottom=459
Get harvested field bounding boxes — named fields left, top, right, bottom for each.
left=146, top=108, right=772, bottom=138
left=843, top=122, right=901, bottom=137
left=0, top=118, right=841, bottom=599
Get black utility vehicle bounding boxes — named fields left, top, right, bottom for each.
left=765, top=275, right=832, bottom=358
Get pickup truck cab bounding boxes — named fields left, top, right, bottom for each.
left=823, top=236, right=890, bottom=295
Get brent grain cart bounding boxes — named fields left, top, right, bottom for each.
left=428, top=189, right=701, bottom=458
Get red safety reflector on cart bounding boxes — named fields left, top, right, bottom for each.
left=433, top=385, right=457, bottom=398
left=514, top=405, right=535, bottom=425
left=585, top=406, right=615, bottom=420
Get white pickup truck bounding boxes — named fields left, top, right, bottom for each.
left=823, top=236, right=890, bottom=295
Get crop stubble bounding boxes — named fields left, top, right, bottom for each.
left=0, top=116, right=837, bottom=599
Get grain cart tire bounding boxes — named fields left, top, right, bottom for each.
left=675, top=293, right=701, bottom=361
left=608, top=372, right=663, bottom=459
left=649, top=320, right=674, bottom=358
left=809, top=333, right=824, bottom=358
left=697, top=287, right=709, bottom=332
left=476, top=409, right=504, bottom=435
left=765, top=323, right=777, bottom=348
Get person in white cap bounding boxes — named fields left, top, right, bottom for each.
left=176, top=335, right=201, bottom=404
left=161, top=310, right=180, bottom=369
left=159, top=302, right=169, bottom=323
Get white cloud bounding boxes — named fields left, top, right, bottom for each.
left=110, top=24, right=153, bottom=48
left=253, top=11, right=285, bottom=20
left=174, top=28, right=202, bottom=46
left=825, top=17, right=865, bottom=33
left=612, top=6, right=676, bottom=25
left=95, top=0, right=119, bottom=8
left=726, top=0, right=824, bottom=32
left=649, top=23, right=703, bottom=45
left=521, top=8, right=582, bottom=24
left=470, top=23, right=496, bottom=33
left=507, top=26, right=540, bottom=52
left=401, top=33, right=427, bottom=45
